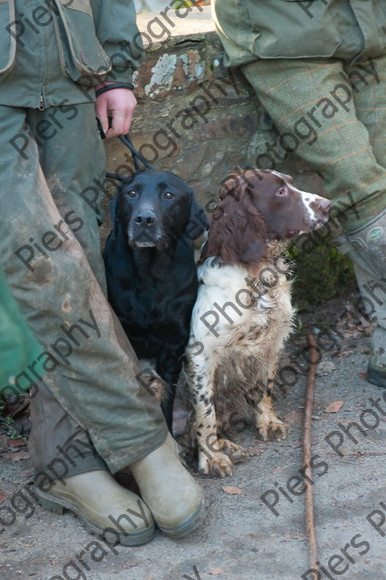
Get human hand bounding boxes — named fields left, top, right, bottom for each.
left=95, top=86, right=137, bottom=139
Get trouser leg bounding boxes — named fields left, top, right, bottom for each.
left=241, top=57, right=386, bottom=232
left=25, top=104, right=116, bottom=472
left=241, top=57, right=386, bottom=385
left=28, top=381, right=107, bottom=476
left=25, top=104, right=109, bottom=472
left=0, top=104, right=168, bottom=473
left=326, top=55, right=386, bottom=286
left=26, top=105, right=107, bottom=290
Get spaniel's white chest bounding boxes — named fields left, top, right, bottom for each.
left=190, top=259, right=292, bottom=344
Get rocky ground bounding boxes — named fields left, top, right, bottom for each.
left=1, top=290, right=385, bottom=580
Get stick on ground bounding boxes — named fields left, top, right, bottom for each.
left=303, top=333, right=319, bottom=567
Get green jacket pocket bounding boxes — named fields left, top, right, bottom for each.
left=246, top=0, right=341, bottom=59
left=0, top=0, right=16, bottom=75
left=54, top=0, right=112, bottom=86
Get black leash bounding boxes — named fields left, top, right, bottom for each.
left=119, top=134, right=153, bottom=171
left=105, top=134, right=154, bottom=182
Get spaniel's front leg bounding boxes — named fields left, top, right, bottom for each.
left=186, top=356, right=235, bottom=477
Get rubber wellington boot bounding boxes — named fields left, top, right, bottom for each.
left=335, top=209, right=386, bottom=281
left=335, top=210, right=386, bottom=388
left=367, top=326, right=386, bottom=388
left=351, top=263, right=386, bottom=388
left=130, top=434, right=205, bottom=539
left=34, top=470, right=155, bottom=545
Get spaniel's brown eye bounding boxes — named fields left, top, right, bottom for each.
left=163, top=192, right=174, bottom=199
left=276, top=186, right=288, bottom=197
left=127, top=190, right=137, bottom=198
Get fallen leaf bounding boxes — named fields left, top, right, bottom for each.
left=284, top=410, right=303, bottom=426
left=209, top=568, right=224, bottom=575
left=0, top=491, right=8, bottom=504
left=6, top=451, right=30, bottom=462
left=122, top=562, right=139, bottom=569
left=283, top=533, right=305, bottom=542
left=323, top=400, right=344, bottom=413
left=7, top=438, right=25, bottom=448
left=287, top=440, right=302, bottom=448
left=221, top=486, right=242, bottom=495
left=335, top=349, right=353, bottom=358
left=246, top=446, right=265, bottom=457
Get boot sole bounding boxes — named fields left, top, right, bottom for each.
left=367, top=366, right=386, bottom=388
left=34, top=485, right=155, bottom=546
left=156, top=496, right=206, bottom=539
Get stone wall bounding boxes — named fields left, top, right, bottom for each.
left=102, top=6, right=356, bottom=305
left=104, top=6, right=326, bottom=213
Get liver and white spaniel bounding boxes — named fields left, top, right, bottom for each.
left=185, top=169, right=331, bottom=477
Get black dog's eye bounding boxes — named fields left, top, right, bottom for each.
left=127, top=190, right=137, bottom=198
left=162, top=192, right=174, bottom=200
left=276, top=186, right=288, bottom=197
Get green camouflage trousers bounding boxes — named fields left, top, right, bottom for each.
left=242, top=55, right=386, bottom=232
left=0, top=103, right=167, bottom=475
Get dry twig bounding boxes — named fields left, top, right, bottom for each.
left=303, top=334, right=319, bottom=567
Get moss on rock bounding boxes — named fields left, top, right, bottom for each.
left=289, top=233, right=357, bottom=309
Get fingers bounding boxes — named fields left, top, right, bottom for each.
left=108, top=110, right=132, bottom=139
left=95, top=89, right=137, bottom=140
left=95, top=97, right=110, bottom=137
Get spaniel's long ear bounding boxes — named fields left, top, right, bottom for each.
left=183, top=186, right=209, bottom=239
left=233, top=200, right=268, bottom=265
left=218, top=171, right=252, bottom=201
left=238, top=235, right=267, bottom=265
left=204, top=178, right=268, bottom=266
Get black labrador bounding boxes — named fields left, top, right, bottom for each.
left=103, top=168, right=208, bottom=432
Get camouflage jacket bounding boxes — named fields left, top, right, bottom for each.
left=0, top=0, right=143, bottom=107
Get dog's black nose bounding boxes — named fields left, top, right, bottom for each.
left=134, top=213, right=156, bottom=227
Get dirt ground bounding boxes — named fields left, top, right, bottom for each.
left=1, top=290, right=385, bottom=580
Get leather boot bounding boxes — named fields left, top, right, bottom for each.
left=34, top=470, right=155, bottom=546
left=130, top=434, right=205, bottom=538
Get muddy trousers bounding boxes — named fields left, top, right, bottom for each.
left=0, top=103, right=167, bottom=478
